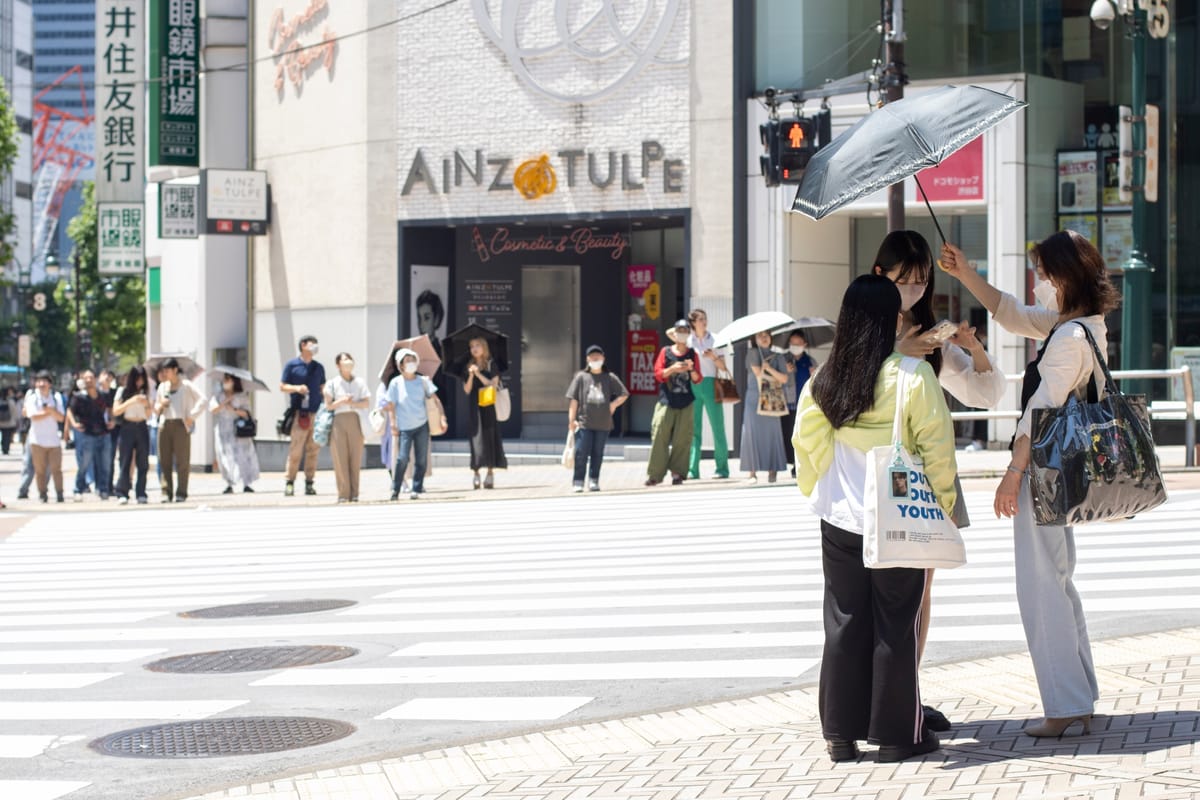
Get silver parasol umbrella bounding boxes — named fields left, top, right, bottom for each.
left=210, top=364, right=271, bottom=392
left=144, top=353, right=204, bottom=380
left=792, top=85, right=1026, bottom=242
left=712, top=311, right=802, bottom=349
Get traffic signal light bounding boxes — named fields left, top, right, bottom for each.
left=760, top=116, right=820, bottom=186
left=759, top=120, right=781, bottom=187
left=777, top=117, right=817, bottom=183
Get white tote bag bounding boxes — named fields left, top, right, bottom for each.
left=862, top=357, right=967, bottom=570
left=561, top=429, right=576, bottom=469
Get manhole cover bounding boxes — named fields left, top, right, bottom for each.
left=90, top=716, right=355, bottom=759
left=146, top=645, right=358, bottom=674
left=179, top=599, right=356, bottom=619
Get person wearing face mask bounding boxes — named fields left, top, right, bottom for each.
left=792, top=275, right=957, bottom=764
left=280, top=335, right=327, bottom=497
left=323, top=352, right=371, bottom=503
left=113, top=366, right=153, bottom=504
left=741, top=330, right=790, bottom=483
left=210, top=374, right=260, bottom=496
left=782, top=331, right=817, bottom=476
left=386, top=348, right=443, bottom=501
left=870, top=229, right=1007, bottom=734
left=565, top=345, right=629, bottom=493
left=941, top=231, right=1119, bottom=739
left=685, top=309, right=730, bottom=480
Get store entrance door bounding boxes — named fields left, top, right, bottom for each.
left=521, top=266, right=580, bottom=419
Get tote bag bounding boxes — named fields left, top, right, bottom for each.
left=754, top=349, right=788, bottom=417
left=495, top=383, right=512, bottom=422
left=714, top=370, right=740, bottom=404
left=1029, top=323, right=1167, bottom=526
left=862, top=357, right=967, bottom=570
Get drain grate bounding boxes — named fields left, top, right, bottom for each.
left=146, top=645, right=358, bottom=674
left=91, top=716, right=355, bottom=758
left=179, top=599, right=356, bottom=619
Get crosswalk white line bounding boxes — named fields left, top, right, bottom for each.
left=251, top=659, right=820, bottom=686
left=0, top=649, right=166, bottom=665
left=0, top=780, right=90, bottom=800
left=0, top=595, right=263, bottom=614
left=0, top=700, right=247, bottom=720
left=0, top=673, right=117, bottom=690
left=377, top=697, right=594, bottom=722
left=0, top=611, right=167, bottom=627
left=0, top=734, right=84, bottom=758
left=344, top=590, right=822, bottom=615
left=392, top=632, right=823, bottom=657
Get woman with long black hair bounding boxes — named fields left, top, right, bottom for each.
left=793, top=274, right=958, bottom=764
left=112, top=366, right=152, bottom=504
left=870, top=230, right=1007, bottom=732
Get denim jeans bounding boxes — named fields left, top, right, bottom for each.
left=74, top=431, right=113, bottom=496
left=573, top=428, right=609, bottom=484
left=392, top=423, right=430, bottom=494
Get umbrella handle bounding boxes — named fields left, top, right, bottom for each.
left=913, top=176, right=948, bottom=260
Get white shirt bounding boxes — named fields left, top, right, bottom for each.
left=114, top=386, right=150, bottom=422
left=938, top=341, right=1007, bottom=409
left=687, top=331, right=719, bottom=378
left=993, top=292, right=1107, bottom=440
left=810, top=441, right=868, bottom=534
left=326, top=375, right=370, bottom=415
left=24, top=390, right=64, bottom=448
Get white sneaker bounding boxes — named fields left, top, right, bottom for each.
left=588, top=481, right=600, bottom=492
left=410, top=491, right=419, bottom=500
left=118, top=497, right=129, bottom=505
left=73, top=492, right=83, bottom=502
left=573, top=483, right=584, bottom=493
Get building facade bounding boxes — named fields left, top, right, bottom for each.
left=32, top=0, right=94, bottom=268
left=250, top=0, right=738, bottom=443
left=2, top=0, right=33, bottom=274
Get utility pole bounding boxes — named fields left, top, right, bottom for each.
left=883, top=0, right=907, bottom=232
left=1122, top=2, right=1152, bottom=387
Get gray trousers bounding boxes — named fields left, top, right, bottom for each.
left=1013, top=482, right=1100, bottom=717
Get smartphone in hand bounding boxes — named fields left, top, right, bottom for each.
left=924, top=320, right=958, bottom=343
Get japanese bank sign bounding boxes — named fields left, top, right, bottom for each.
left=95, top=0, right=145, bottom=203
left=98, top=203, right=145, bottom=275
left=148, top=0, right=200, bottom=167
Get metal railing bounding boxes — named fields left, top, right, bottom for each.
left=949, top=365, right=1195, bottom=467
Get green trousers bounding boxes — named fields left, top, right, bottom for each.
left=648, top=403, right=694, bottom=482
left=689, top=377, right=730, bottom=478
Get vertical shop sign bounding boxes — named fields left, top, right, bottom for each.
left=149, top=0, right=200, bottom=167
left=98, top=202, right=146, bottom=275
left=626, top=330, right=659, bottom=395
left=626, top=264, right=655, bottom=298
left=95, top=0, right=145, bottom=202
left=159, top=183, right=199, bottom=238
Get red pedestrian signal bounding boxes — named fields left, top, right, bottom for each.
left=778, top=118, right=817, bottom=184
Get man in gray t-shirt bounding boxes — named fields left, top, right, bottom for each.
left=565, top=346, right=629, bottom=492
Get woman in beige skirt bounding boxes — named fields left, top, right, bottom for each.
left=324, top=352, right=371, bottom=502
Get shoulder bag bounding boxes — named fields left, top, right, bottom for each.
left=276, top=406, right=296, bottom=437
left=714, top=369, right=740, bottom=405
left=425, top=382, right=448, bottom=436
left=1029, top=322, right=1167, bottom=526
left=312, top=382, right=335, bottom=446
left=561, top=428, right=576, bottom=469
left=863, top=357, right=967, bottom=570
left=495, top=379, right=512, bottom=422
left=755, top=349, right=788, bottom=417
left=235, top=416, right=258, bottom=438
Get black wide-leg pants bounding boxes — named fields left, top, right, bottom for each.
left=818, top=519, right=928, bottom=746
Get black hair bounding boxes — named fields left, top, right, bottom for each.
left=872, top=230, right=942, bottom=376
left=298, top=335, right=318, bottom=351
left=335, top=352, right=354, bottom=367
left=160, top=357, right=180, bottom=371
left=380, top=345, right=402, bottom=386
left=123, top=365, right=148, bottom=398
left=1030, top=230, right=1120, bottom=316
left=416, top=290, right=445, bottom=329
left=811, top=275, right=902, bottom=428
left=34, top=370, right=52, bottom=383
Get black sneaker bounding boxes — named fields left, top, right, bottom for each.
left=284, top=481, right=294, bottom=497
left=878, top=731, right=939, bottom=763
left=305, top=482, right=316, bottom=496
left=56, top=494, right=64, bottom=503
left=922, top=705, right=952, bottom=733
left=222, top=486, right=235, bottom=495
left=175, top=494, right=187, bottom=503
left=243, top=486, right=254, bottom=493
left=38, top=494, right=47, bottom=503
left=389, top=492, right=399, bottom=501
left=16, top=492, right=27, bottom=500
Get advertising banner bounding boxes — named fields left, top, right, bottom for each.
left=159, top=183, right=199, bottom=238
left=626, top=330, right=659, bottom=395
left=148, top=0, right=200, bottom=167
left=97, top=202, right=145, bottom=275
left=202, top=169, right=270, bottom=235
left=95, top=0, right=145, bottom=202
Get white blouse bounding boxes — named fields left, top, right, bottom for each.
left=938, top=340, right=1007, bottom=409
left=993, top=291, right=1107, bottom=440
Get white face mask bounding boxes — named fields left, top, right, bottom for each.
left=897, top=283, right=926, bottom=312
left=1033, top=278, right=1060, bottom=312
left=307, top=343, right=320, bottom=356
left=587, top=359, right=604, bottom=371
left=788, top=345, right=805, bottom=356
left=403, top=361, right=419, bottom=375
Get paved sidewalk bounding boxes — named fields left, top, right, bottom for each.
left=179, top=626, right=1200, bottom=800
left=0, top=445, right=1196, bottom=512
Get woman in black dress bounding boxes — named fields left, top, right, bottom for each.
left=461, top=336, right=507, bottom=489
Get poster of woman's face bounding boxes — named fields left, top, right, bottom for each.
left=411, top=265, right=449, bottom=343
